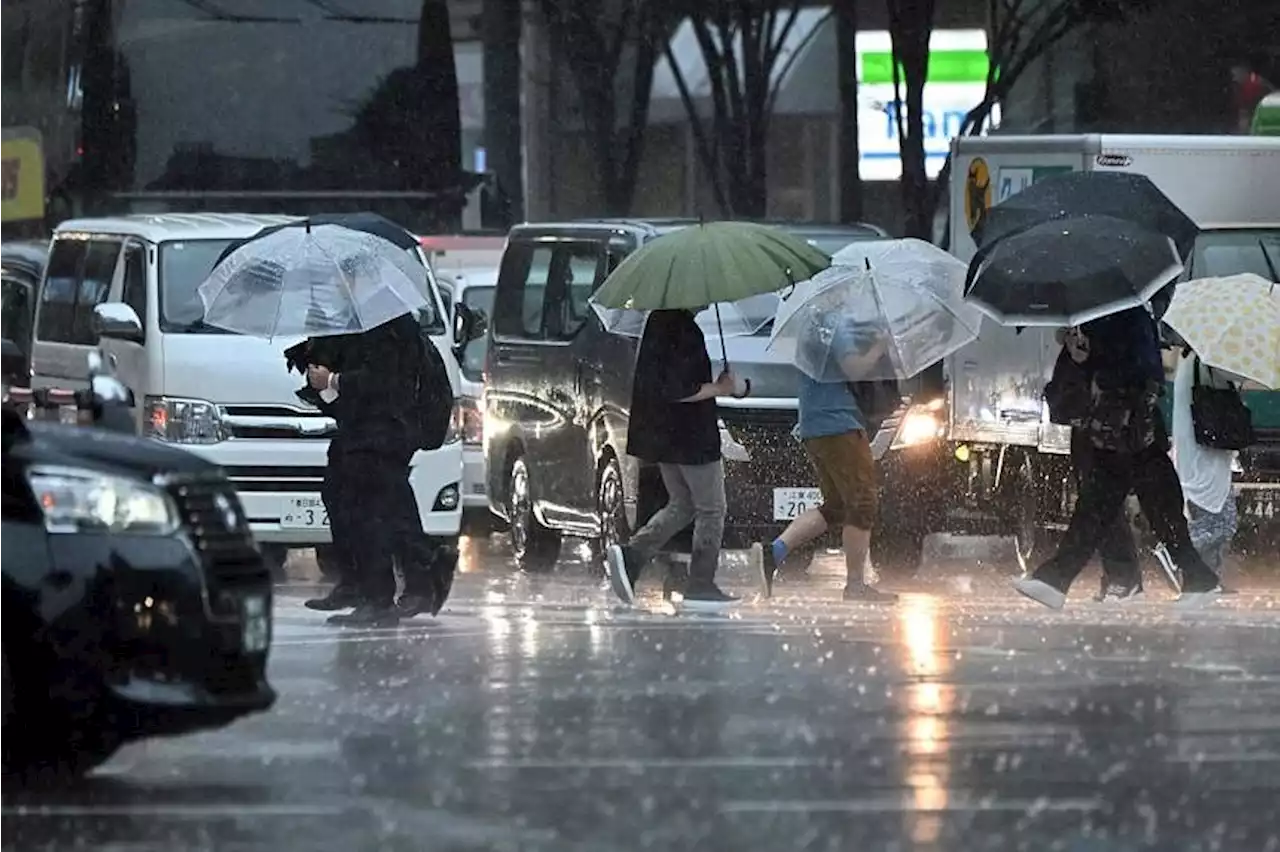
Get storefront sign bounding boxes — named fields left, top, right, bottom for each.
left=856, top=30, right=996, bottom=181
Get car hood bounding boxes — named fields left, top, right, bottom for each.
left=14, top=419, right=219, bottom=479
left=715, top=334, right=803, bottom=400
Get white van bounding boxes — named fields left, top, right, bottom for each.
left=30, top=213, right=469, bottom=571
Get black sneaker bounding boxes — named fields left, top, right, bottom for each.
left=395, top=592, right=439, bottom=619
left=681, top=583, right=739, bottom=611
left=662, top=561, right=689, bottom=601
left=327, top=603, right=401, bottom=627
left=1012, top=576, right=1067, bottom=610
left=1095, top=582, right=1144, bottom=603
left=842, top=584, right=898, bottom=603
left=304, top=585, right=363, bottom=612
left=606, top=544, right=638, bottom=606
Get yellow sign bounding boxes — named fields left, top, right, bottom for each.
left=2, top=127, right=46, bottom=224
left=963, top=156, right=991, bottom=234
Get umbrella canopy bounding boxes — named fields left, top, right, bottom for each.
left=964, top=215, right=1184, bottom=327
left=198, top=220, right=430, bottom=339
left=589, top=222, right=829, bottom=311
left=1161, top=273, right=1280, bottom=389
left=213, top=211, right=422, bottom=266
left=769, top=241, right=983, bottom=382
left=972, top=171, right=1199, bottom=261
left=591, top=292, right=781, bottom=339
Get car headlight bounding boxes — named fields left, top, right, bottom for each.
left=443, top=399, right=462, bottom=444
left=891, top=399, right=946, bottom=450
left=26, top=466, right=180, bottom=535
left=458, top=396, right=484, bottom=445
left=145, top=396, right=225, bottom=444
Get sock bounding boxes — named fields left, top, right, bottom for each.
left=771, top=539, right=788, bottom=564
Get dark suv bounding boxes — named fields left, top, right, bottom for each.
left=481, top=218, right=890, bottom=571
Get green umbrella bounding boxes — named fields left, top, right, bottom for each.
left=591, top=221, right=830, bottom=311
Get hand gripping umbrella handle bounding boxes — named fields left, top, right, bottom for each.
left=732, top=378, right=752, bottom=399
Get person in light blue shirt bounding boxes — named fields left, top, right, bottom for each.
left=757, top=317, right=897, bottom=603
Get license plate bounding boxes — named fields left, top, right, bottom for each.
left=772, top=487, right=822, bottom=521
left=241, top=594, right=270, bottom=653
left=280, top=495, right=329, bottom=529
left=1243, top=490, right=1278, bottom=519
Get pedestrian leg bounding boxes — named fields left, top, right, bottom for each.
left=1132, top=450, right=1220, bottom=595
left=1073, top=432, right=1141, bottom=598
left=328, top=457, right=401, bottom=626
left=679, top=461, right=734, bottom=607
left=1017, top=447, right=1134, bottom=609
left=605, top=463, right=695, bottom=605
left=306, top=456, right=363, bottom=612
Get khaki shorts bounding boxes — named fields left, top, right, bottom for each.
left=803, top=430, right=877, bottom=530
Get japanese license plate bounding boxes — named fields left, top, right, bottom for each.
left=241, top=594, right=270, bottom=653
left=772, top=487, right=822, bottom=521
left=1242, top=488, right=1278, bottom=520
left=280, top=495, right=329, bottom=529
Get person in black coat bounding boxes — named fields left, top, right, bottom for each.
left=302, top=312, right=456, bottom=626
left=1017, top=308, right=1221, bottom=610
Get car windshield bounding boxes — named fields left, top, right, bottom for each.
left=459, top=286, right=495, bottom=380
left=1190, top=228, right=1280, bottom=281
left=159, top=239, right=445, bottom=335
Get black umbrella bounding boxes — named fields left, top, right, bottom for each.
left=214, top=211, right=422, bottom=266
left=964, top=214, right=1184, bottom=327
left=972, top=171, right=1199, bottom=261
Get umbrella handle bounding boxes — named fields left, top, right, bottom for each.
left=713, top=302, right=729, bottom=368
left=731, top=378, right=752, bottom=399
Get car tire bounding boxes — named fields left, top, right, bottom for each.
left=590, top=456, right=630, bottom=574
left=507, top=456, right=560, bottom=572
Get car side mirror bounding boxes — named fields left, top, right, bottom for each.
left=93, top=302, right=144, bottom=343
left=86, top=348, right=136, bottom=431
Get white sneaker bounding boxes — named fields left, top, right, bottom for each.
left=1174, top=585, right=1223, bottom=608
left=1012, top=577, right=1067, bottom=610
left=605, top=544, right=636, bottom=606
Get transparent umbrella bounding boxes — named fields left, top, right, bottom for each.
left=197, top=221, right=430, bottom=339
left=769, top=239, right=984, bottom=382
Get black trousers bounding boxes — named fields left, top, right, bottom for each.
left=1037, top=434, right=1217, bottom=593
left=1070, top=431, right=1141, bottom=588
left=326, top=451, right=458, bottom=608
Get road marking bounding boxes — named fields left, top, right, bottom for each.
left=467, top=756, right=829, bottom=770
left=1, top=803, right=342, bottom=819
left=721, top=796, right=1102, bottom=814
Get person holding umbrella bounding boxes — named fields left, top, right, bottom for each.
left=590, top=222, right=830, bottom=609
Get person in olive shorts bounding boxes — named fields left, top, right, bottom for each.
left=758, top=320, right=897, bottom=602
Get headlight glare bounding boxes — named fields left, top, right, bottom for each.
left=26, top=467, right=180, bottom=535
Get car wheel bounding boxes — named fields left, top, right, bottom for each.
left=590, top=456, right=630, bottom=574
left=507, top=456, right=561, bottom=572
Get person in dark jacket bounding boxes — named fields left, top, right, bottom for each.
left=605, top=309, right=739, bottom=610
left=1016, top=307, right=1221, bottom=609
left=303, top=311, right=456, bottom=625
left=1049, top=327, right=1143, bottom=601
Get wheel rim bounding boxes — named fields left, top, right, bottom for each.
left=509, top=462, right=532, bottom=559
left=598, top=464, right=625, bottom=553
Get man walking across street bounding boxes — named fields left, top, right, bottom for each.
left=606, top=308, right=739, bottom=610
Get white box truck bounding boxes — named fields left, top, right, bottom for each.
left=873, top=135, right=1280, bottom=565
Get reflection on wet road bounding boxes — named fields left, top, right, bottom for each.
left=5, top=536, right=1280, bottom=852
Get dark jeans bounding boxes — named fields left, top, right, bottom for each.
left=1070, top=431, right=1140, bottom=588
left=1036, top=437, right=1218, bottom=593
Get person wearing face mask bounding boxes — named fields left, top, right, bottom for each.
left=605, top=308, right=740, bottom=610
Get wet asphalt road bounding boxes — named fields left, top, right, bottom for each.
left=4, top=535, right=1280, bottom=852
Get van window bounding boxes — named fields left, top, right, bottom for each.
left=549, top=244, right=604, bottom=340
left=69, top=240, right=122, bottom=345
left=36, top=240, right=87, bottom=343
left=121, top=243, right=148, bottom=332
left=494, top=243, right=554, bottom=340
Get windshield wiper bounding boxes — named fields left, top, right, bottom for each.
left=1260, top=238, right=1279, bottom=283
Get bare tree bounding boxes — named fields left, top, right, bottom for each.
left=930, top=0, right=1154, bottom=242
left=885, top=0, right=937, bottom=238
left=665, top=0, right=829, bottom=218
left=537, top=0, right=678, bottom=215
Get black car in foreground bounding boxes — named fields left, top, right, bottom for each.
left=2, top=366, right=275, bottom=783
